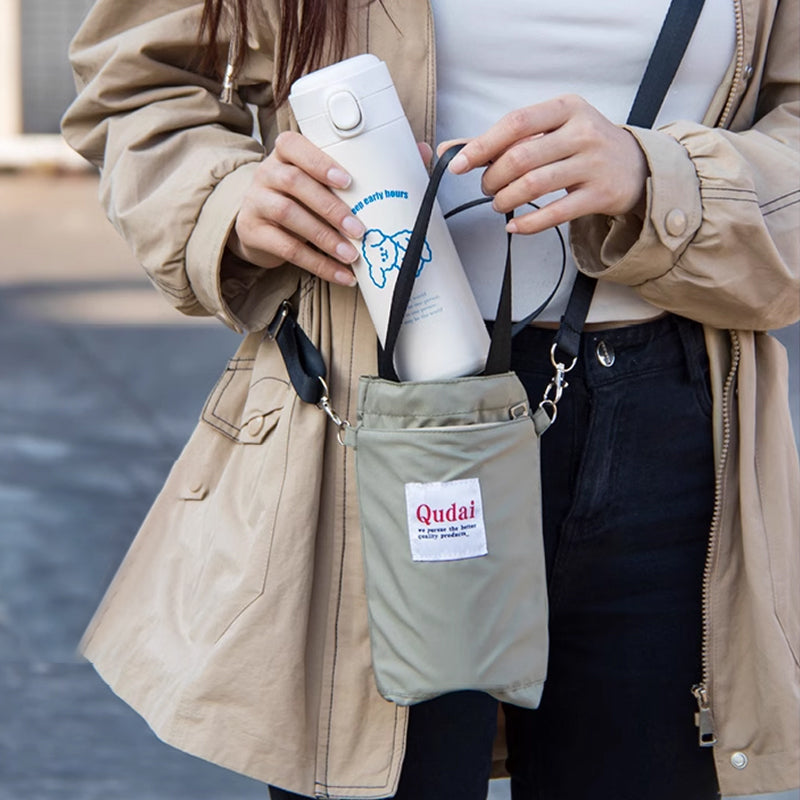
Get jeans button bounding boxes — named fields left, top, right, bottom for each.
left=596, top=340, right=615, bottom=367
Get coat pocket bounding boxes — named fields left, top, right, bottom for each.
left=201, top=356, right=286, bottom=444
left=177, top=350, right=292, bottom=644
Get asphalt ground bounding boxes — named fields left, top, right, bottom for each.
left=0, top=171, right=797, bottom=800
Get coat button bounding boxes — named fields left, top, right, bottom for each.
left=730, top=752, right=748, bottom=770
left=742, top=64, right=754, bottom=83
left=596, top=340, right=615, bottom=367
left=665, top=208, right=687, bottom=236
left=246, top=415, right=265, bottom=437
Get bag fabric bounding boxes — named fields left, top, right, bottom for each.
left=343, top=372, right=552, bottom=707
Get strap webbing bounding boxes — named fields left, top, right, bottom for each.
left=379, top=144, right=466, bottom=380
left=628, top=0, right=708, bottom=128
left=482, top=213, right=515, bottom=375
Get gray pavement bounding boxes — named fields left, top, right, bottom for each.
left=0, top=172, right=797, bottom=800
left=0, top=172, right=267, bottom=799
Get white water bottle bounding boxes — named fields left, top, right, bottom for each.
left=289, top=54, right=490, bottom=382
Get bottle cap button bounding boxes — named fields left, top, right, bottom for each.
left=327, top=90, right=362, bottom=131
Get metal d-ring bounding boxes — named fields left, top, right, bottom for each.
left=550, top=343, right=578, bottom=375
left=267, top=300, right=292, bottom=341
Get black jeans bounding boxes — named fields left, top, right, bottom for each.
left=270, top=315, right=720, bottom=800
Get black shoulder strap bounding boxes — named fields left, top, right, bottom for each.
left=553, top=0, right=706, bottom=364
left=629, top=0, right=709, bottom=129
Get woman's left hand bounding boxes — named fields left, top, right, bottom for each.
left=442, top=95, right=649, bottom=235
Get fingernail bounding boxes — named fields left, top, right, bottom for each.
left=336, top=242, right=359, bottom=263
left=327, top=167, right=352, bottom=189
left=449, top=153, right=468, bottom=174
left=334, top=269, right=358, bottom=287
left=506, top=220, right=518, bottom=234
left=342, top=215, right=366, bottom=238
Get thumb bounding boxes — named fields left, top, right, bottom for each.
left=417, top=141, right=433, bottom=167
left=436, top=138, right=470, bottom=158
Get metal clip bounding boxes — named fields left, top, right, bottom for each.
left=267, top=300, right=292, bottom=341
left=317, top=377, right=351, bottom=445
left=537, top=343, right=578, bottom=424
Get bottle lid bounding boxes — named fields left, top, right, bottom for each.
left=289, top=55, right=402, bottom=142
left=290, top=54, right=384, bottom=98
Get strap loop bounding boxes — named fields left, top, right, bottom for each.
left=267, top=300, right=327, bottom=405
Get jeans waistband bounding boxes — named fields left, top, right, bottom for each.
left=508, top=314, right=707, bottom=388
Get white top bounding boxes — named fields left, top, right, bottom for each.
left=431, top=0, right=736, bottom=322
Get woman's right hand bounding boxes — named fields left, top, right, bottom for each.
left=226, top=131, right=366, bottom=287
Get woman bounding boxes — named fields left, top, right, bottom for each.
left=61, top=1, right=799, bottom=798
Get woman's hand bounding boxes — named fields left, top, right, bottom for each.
left=227, top=131, right=365, bottom=286
left=228, top=133, right=434, bottom=286
left=442, top=95, right=649, bottom=235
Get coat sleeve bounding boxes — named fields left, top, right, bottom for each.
left=61, top=1, right=298, bottom=333
left=570, top=0, right=800, bottom=332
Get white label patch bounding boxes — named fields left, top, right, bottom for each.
left=405, top=478, right=488, bottom=562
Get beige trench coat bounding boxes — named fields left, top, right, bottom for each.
left=62, top=0, right=799, bottom=796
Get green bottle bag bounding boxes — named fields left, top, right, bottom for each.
left=342, top=371, right=552, bottom=707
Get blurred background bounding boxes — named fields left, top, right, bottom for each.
left=0, top=1, right=268, bottom=797
left=0, top=2, right=797, bottom=799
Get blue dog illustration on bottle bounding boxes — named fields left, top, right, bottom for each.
left=361, top=228, right=433, bottom=289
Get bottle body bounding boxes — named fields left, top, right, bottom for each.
left=290, top=56, right=489, bottom=382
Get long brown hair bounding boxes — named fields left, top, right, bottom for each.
left=199, top=0, right=372, bottom=107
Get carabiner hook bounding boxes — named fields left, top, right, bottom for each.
left=538, top=343, right=579, bottom=423
left=317, top=377, right=351, bottom=445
